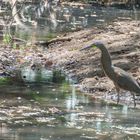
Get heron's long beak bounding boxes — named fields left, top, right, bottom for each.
left=80, top=45, right=92, bottom=51
left=80, top=45, right=96, bottom=51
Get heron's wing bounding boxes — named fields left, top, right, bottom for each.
left=113, top=66, right=140, bottom=93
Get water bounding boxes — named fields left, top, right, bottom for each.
left=1, top=1, right=140, bottom=41
left=0, top=82, right=140, bottom=140
left=17, top=4, right=140, bottom=41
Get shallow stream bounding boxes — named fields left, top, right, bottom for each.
left=0, top=82, right=140, bottom=140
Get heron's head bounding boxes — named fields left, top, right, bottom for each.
left=80, top=41, right=105, bottom=51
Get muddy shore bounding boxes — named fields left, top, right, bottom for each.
left=1, top=20, right=140, bottom=107
left=46, top=20, right=140, bottom=107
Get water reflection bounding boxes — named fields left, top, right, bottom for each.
left=0, top=67, right=140, bottom=139
left=66, top=86, right=78, bottom=110
left=21, top=67, right=53, bottom=83
left=122, top=105, right=128, bottom=116
left=1, top=1, right=140, bottom=40
left=0, top=82, right=140, bottom=139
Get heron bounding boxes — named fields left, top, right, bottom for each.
left=81, top=41, right=140, bottom=107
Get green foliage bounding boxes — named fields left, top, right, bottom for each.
left=46, top=33, right=57, bottom=41
left=3, top=34, right=22, bottom=49
left=0, top=77, right=11, bottom=85
left=12, top=43, right=17, bottom=49
left=3, top=33, right=11, bottom=44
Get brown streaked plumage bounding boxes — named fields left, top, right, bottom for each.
left=81, top=41, right=140, bottom=107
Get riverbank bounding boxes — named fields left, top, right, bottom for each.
left=46, top=19, right=140, bottom=107
left=0, top=19, right=140, bottom=107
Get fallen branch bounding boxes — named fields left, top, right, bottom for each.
left=34, top=37, right=72, bottom=47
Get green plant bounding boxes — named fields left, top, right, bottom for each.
left=0, top=77, right=11, bottom=85
left=12, top=43, right=17, bottom=49
left=3, top=33, right=11, bottom=44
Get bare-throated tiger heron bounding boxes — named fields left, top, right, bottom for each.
left=81, top=41, right=140, bottom=107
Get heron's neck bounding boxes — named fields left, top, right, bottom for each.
left=100, top=46, right=113, bottom=75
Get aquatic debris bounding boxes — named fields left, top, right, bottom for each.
left=66, top=121, right=77, bottom=128
left=80, top=136, right=97, bottom=139
left=14, top=120, right=33, bottom=125
left=78, top=112, right=105, bottom=117
left=36, top=117, right=56, bottom=123
left=48, top=107, right=62, bottom=114
left=112, top=125, right=140, bottom=135
left=23, top=112, right=42, bottom=117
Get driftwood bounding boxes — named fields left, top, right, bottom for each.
left=34, top=37, right=72, bottom=47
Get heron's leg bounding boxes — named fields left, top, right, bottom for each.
left=131, top=92, right=136, bottom=108
left=115, top=85, right=120, bottom=104
left=117, top=88, right=120, bottom=104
